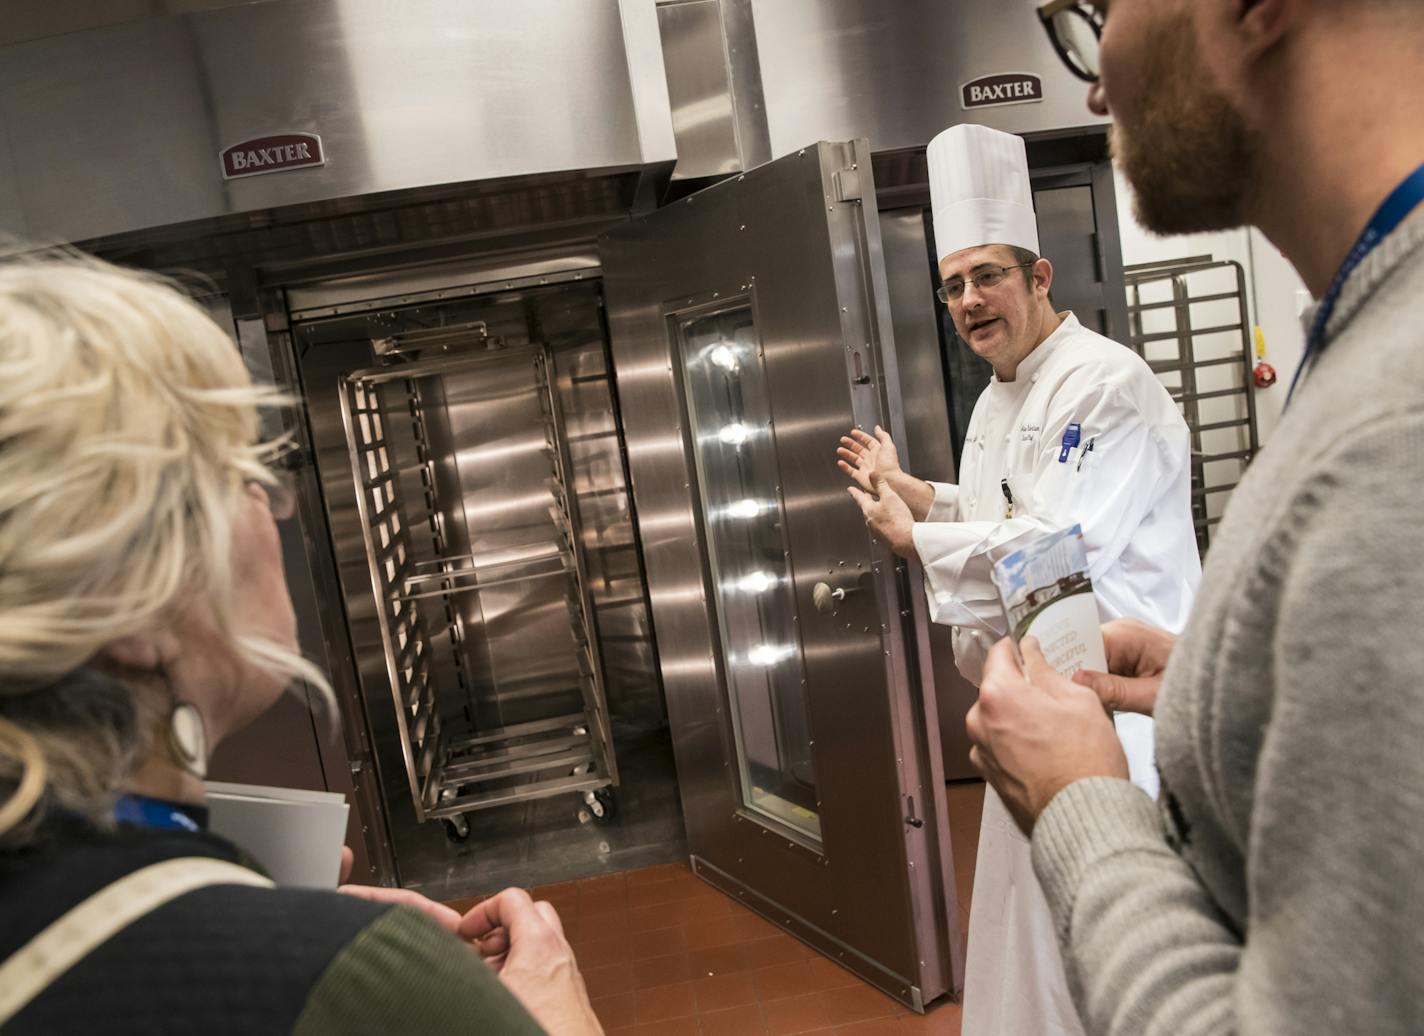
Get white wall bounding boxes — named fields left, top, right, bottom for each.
left=1112, top=170, right=1309, bottom=444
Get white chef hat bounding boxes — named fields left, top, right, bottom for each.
left=927, top=124, right=1039, bottom=263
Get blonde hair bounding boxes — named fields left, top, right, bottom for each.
left=0, top=250, right=331, bottom=843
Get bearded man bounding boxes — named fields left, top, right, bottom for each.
left=967, top=2, right=1424, bottom=1033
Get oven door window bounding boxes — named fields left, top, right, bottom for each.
left=678, top=301, right=820, bottom=844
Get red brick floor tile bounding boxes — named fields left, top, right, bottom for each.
left=816, top=985, right=901, bottom=1025
left=685, top=912, right=779, bottom=950
left=683, top=890, right=740, bottom=924
left=694, top=970, right=760, bottom=1012
left=439, top=811, right=985, bottom=1035
left=763, top=991, right=837, bottom=1035
left=744, top=934, right=818, bottom=969
left=583, top=961, right=634, bottom=999
left=577, top=871, right=628, bottom=898
left=834, top=1019, right=905, bottom=1036
left=629, top=879, right=696, bottom=909
left=634, top=980, right=697, bottom=1024
left=571, top=932, right=632, bottom=966
left=578, top=909, right=631, bottom=942
left=751, top=960, right=815, bottom=1002
left=701, top=1002, right=771, bottom=1036
left=804, top=957, right=861, bottom=992
left=896, top=1001, right=963, bottom=1035
left=634, top=1018, right=700, bottom=1036
left=633, top=951, right=693, bottom=989
left=690, top=940, right=764, bottom=977
left=580, top=891, right=629, bottom=918
left=531, top=879, right=580, bottom=905
left=628, top=899, right=688, bottom=933
left=591, top=992, right=635, bottom=1030
left=626, top=862, right=689, bottom=887
left=630, top=924, right=687, bottom=961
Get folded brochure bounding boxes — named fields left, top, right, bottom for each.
left=204, top=780, right=349, bottom=888
left=990, top=523, right=1106, bottom=676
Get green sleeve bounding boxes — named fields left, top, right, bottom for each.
left=294, top=905, right=548, bottom=1036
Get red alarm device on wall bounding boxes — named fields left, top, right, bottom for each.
left=1252, top=327, right=1277, bottom=388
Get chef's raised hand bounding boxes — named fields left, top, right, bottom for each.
left=837, top=426, right=902, bottom=494
left=1072, top=618, right=1176, bottom=717
left=967, top=636, right=1129, bottom=836
left=847, top=470, right=917, bottom=560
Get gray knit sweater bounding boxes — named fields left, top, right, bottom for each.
left=1031, top=206, right=1424, bottom=1035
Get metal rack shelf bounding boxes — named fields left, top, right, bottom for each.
left=1126, top=258, right=1262, bottom=553
left=341, top=338, right=618, bottom=835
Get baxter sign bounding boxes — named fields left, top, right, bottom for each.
left=221, top=133, right=325, bottom=180
left=961, top=73, right=1044, bottom=110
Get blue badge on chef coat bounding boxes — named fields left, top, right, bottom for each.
left=1058, top=423, right=1082, bottom=462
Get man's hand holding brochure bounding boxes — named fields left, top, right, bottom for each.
left=965, top=524, right=1132, bottom=836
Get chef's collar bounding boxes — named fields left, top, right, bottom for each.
left=991, top=311, right=1079, bottom=386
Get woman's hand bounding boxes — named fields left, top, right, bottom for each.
left=337, top=851, right=601, bottom=1033
left=1072, top=618, right=1177, bottom=717
left=460, top=888, right=603, bottom=1035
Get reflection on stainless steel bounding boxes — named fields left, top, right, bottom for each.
left=657, top=0, right=741, bottom=179
left=0, top=0, right=674, bottom=241
left=603, top=139, right=957, bottom=1007
left=749, top=0, right=1106, bottom=158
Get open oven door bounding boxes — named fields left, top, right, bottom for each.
left=601, top=140, right=962, bottom=1010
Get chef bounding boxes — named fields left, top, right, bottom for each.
left=839, top=123, right=1200, bottom=1036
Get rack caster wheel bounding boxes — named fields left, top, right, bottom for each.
left=584, top=788, right=617, bottom=823
left=442, top=815, right=471, bottom=843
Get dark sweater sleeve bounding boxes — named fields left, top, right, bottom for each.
left=1029, top=413, right=1424, bottom=1035
left=294, top=906, right=548, bottom=1036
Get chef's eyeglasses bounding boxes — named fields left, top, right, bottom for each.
left=1037, top=0, right=1104, bottom=84
left=251, top=439, right=302, bottom=521
left=936, top=263, right=1036, bottom=305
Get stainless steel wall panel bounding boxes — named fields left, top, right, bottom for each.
left=0, top=0, right=675, bottom=242
left=748, top=0, right=1106, bottom=158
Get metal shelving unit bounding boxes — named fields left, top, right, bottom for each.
left=1126, top=257, right=1261, bottom=553
left=340, top=332, right=617, bottom=837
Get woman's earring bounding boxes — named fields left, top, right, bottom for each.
left=168, top=702, right=208, bottom=778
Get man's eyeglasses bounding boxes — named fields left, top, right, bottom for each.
left=1037, top=0, right=1103, bottom=84
left=936, top=263, right=1036, bottom=305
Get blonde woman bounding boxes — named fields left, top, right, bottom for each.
left=0, top=254, right=601, bottom=1035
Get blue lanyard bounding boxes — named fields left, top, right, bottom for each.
left=114, top=793, right=208, bottom=832
left=1288, top=163, right=1424, bottom=402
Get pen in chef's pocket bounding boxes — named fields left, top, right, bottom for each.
left=1077, top=437, right=1095, bottom=472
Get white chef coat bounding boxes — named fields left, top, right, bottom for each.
left=912, top=312, right=1200, bottom=691
left=910, top=312, right=1201, bottom=1036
